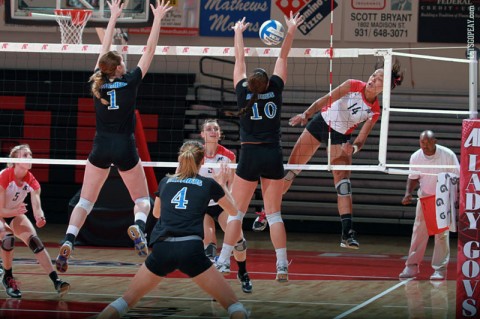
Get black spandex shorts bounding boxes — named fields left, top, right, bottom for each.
left=88, top=132, right=139, bottom=171
left=306, top=113, right=351, bottom=145
left=236, top=143, right=284, bottom=181
left=145, top=239, right=212, bottom=277
left=205, top=204, right=223, bottom=219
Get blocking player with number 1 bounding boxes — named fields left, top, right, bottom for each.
left=283, top=61, right=403, bottom=249
left=56, top=0, right=172, bottom=272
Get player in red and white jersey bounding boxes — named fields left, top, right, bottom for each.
left=0, top=144, right=70, bottom=298
left=283, top=61, right=403, bottom=250
left=198, top=119, right=252, bottom=293
left=320, top=79, right=381, bottom=136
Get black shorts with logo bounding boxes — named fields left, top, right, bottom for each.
left=306, top=113, right=351, bottom=145
left=145, top=239, right=212, bottom=278
left=88, top=132, right=139, bottom=171
left=205, top=204, right=223, bottom=219
left=236, top=143, right=284, bottom=181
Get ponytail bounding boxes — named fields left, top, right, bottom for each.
left=168, top=141, right=205, bottom=179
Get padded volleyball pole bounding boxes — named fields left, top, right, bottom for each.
left=378, top=50, right=392, bottom=169
left=134, top=110, right=158, bottom=197
left=468, top=50, right=478, bottom=119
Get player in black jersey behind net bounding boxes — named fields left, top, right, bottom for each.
left=55, top=0, right=172, bottom=273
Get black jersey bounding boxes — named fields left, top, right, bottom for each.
left=94, top=67, right=142, bottom=134
left=236, top=75, right=284, bottom=143
left=150, top=175, right=225, bottom=243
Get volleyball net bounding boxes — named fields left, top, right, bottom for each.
left=0, top=43, right=474, bottom=221
left=0, top=44, right=472, bottom=171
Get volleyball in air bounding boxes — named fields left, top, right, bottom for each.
left=259, top=20, right=285, bottom=46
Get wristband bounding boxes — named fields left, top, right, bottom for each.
left=353, top=144, right=359, bottom=154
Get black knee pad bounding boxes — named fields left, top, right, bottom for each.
left=234, top=238, right=247, bottom=252
left=28, top=235, right=45, bottom=254
left=1, top=234, right=15, bottom=251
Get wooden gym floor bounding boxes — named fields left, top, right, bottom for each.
left=0, top=223, right=456, bottom=319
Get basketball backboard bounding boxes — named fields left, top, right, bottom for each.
left=5, top=0, right=152, bottom=27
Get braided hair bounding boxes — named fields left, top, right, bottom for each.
left=236, top=68, right=269, bottom=117
left=89, top=51, right=122, bottom=105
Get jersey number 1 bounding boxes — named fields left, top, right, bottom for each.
left=107, top=90, right=120, bottom=110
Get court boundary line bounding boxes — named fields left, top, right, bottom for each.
left=333, top=278, right=413, bottom=319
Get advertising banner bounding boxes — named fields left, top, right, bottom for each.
left=130, top=0, right=200, bottom=36
left=458, top=119, right=480, bottom=319
left=344, top=0, right=418, bottom=42
left=199, top=0, right=342, bottom=41
left=418, top=0, right=479, bottom=44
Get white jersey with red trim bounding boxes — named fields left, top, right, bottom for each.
left=199, top=144, right=235, bottom=206
left=321, top=80, right=380, bottom=135
left=0, top=167, right=40, bottom=209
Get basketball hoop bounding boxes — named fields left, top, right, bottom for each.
left=54, top=9, right=92, bottom=44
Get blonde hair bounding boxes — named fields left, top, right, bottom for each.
left=8, top=144, right=31, bottom=168
left=89, top=51, right=122, bottom=105
left=168, top=141, right=205, bottom=179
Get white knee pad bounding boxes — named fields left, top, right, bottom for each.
left=227, top=210, right=245, bottom=224
left=335, top=179, right=352, bottom=197
left=110, top=297, right=129, bottom=317
left=266, top=211, right=283, bottom=226
left=227, top=302, right=248, bottom=318
left=76, top=197, right=94, bottom=215
left=284, top=169, right=301, bottom=181
left=135, top=197, right=151, bottom=213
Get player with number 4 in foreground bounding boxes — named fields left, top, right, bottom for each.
left=214, top=13, right=304, bottom=282
left=97, top=141, right=248, bottom=319
left=56, top=0, right=172, bottom=273
left=283, top=61, right=403, bottom=249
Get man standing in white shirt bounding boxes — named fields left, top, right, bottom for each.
left=399, top=130, right=460, bottom=280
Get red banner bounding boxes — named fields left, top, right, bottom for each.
left=458, top=119, right=480, bottom=318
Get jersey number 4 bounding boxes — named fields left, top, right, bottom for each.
left=107, top=90, right=120, bottom=110
left=171, top=187, right=189, bottom=209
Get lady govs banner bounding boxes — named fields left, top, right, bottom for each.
left=459, top=119, right=480, bottom=318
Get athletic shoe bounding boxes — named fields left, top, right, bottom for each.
left=276, top=265, right=288, bottom=282
left=430, top=270, right=446, bottom=280
left=204, top=243, right=217, bottom=261
left=2, top=276, right=21, bottom=298
left=0, top=264, right=3, bottom=277
left=252, top=210, right=267, bottom=232
left=237, top=272, right=253, bottom=293
left=55, top=241, right=73, bottom=273
left=54, top=279, right=70, bottom=297
left=340, top=230, right=360, bottom=249
left=127, top=225, right=149, bottom=257
left=214, top=257, right=231, bottom=275
left=399, top=265, right=419, bottom=279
